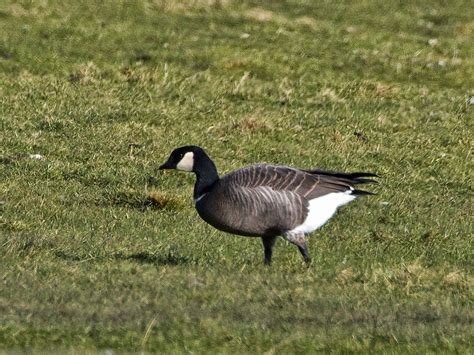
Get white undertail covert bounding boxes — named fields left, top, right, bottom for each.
left=290, top=191, right=356, bottom=234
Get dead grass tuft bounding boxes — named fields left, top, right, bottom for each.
left=320, top=88, right=345, bottom=102
left=157, top=0, right=233, bottom=12
left=360, top=82, right=400, bottom=98
left=244, top=8, right=274, bottom=22
left=377, top=114, right=389, bottom=125
left=368, top=260, right=440, bottom=295
left=375, top=83, right=400, bottom=97
left=455, top=22, right=474, bottom=35
left=336, top=267, right=356, bottom=284
left=443, top=271, right=462, bottom=285
left=146, top=190, right=182, bottom=209
left=443, top=271, right=472, bottom=292
left=233, top=115, right=272, bottom=132
left=68, top=62, right=100, bottom=84
left=221, top=59, right=249, bottom=70
left=405, top=260, right=424, bottom=275
left=295, top=16, right=318, bottom=29
left=6, top=3, right=31, bottom=17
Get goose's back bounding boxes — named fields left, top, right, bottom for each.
left=227, top=164, right=358, bottom=198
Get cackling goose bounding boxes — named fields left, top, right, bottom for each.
left=159, top=146, right=377, bottom=264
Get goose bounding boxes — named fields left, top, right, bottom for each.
left=159, top=145, right=377, bottom=264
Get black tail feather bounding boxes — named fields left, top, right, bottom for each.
left=306, top=169, right=379, bottom=180
left=347, top=172, right=379, bottom=179
left=306, top=169, right=379, bottom=185
left=351, top=189, right=376, bottom=196
left=352, top=177, right=379, bottom=185
left=304, top=168, right=378, bottom=195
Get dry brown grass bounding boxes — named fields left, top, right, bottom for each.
left=155, top=0, right=233, bottom=12
left=244, top=7, right=274, bottom=22
left=236, top=115, right=272, bottom=132
left=146, top=190, right=183, bottom=209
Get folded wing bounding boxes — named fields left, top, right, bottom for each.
left=222, top=164, right=377, bottom=199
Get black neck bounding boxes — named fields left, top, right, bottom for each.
left=193, top=155, right=219, bottom=199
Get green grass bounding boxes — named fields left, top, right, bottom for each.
left=1, top=0, right=473, bottom=353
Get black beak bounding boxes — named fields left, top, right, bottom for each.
left=159, top=161, right=173, bottom=170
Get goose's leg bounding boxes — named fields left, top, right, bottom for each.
left=284, top=232, right=311, bottom=263
left=262, top=236, right=277, bottom=265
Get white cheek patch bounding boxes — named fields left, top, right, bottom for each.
left=176, top=152, right=194, bottom=172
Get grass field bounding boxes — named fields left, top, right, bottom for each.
left=1, top=0, right=473, bottom=353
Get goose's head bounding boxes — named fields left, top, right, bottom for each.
left=159, top=145, right=207, bottom=173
